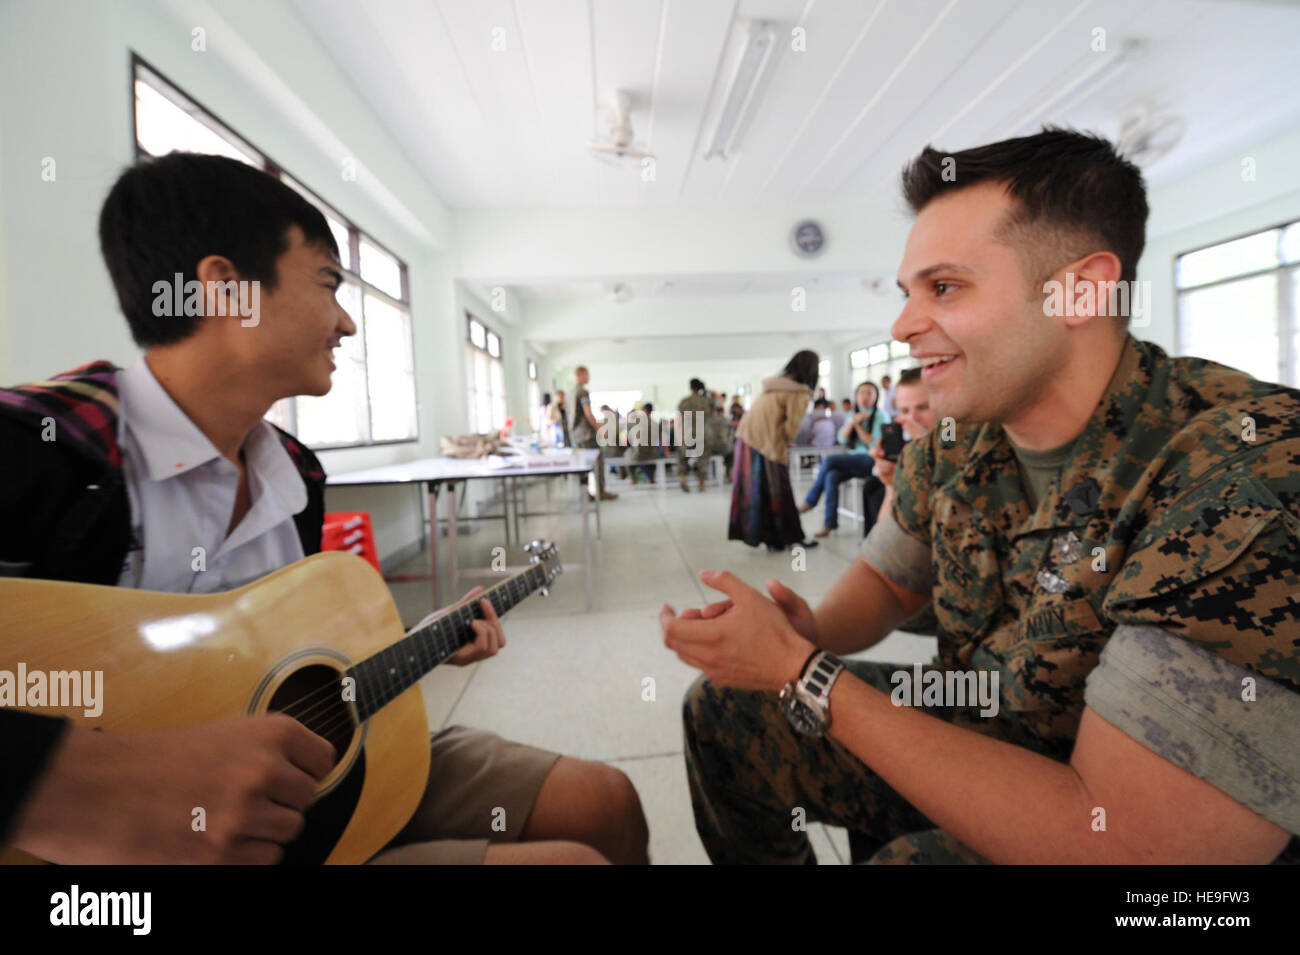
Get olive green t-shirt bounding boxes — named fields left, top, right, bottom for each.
left=1009, top=435, right=1080, bottom=511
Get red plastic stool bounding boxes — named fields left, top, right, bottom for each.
left=322, top=511, right=381, bottom=574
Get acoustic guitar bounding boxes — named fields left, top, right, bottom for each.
left=0, top=540, right=562, bottom=864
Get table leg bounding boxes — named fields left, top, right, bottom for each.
left=427, top=483, right=440, bottom=610
left=580, top=477, right=593, bottom=610
left=447, top=479, right=459, bottom=601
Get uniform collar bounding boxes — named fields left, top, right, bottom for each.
left=949, top=335, right=1149, bottom=535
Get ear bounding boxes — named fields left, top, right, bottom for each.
left=1064, top=251, right=1124, bottom=329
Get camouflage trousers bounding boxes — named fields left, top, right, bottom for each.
left=683, top=659, right=998, bottom=865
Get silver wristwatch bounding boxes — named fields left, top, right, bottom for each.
left=779, top=651, right=845, bottom=737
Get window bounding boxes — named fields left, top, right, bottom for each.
left=1176, top=222, right=1298, bottom=386
left=467, top=316, right=506, bottom=433
left=132, top=57, right=418, bottom=448
left=849, top=338, right=915, bottom=400
left=526, top=359, right=541, bottom=433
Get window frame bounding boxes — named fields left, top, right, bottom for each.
left=465, top=312, right=507, bottom=434
left=1174, top=218, right=1299, bottom=387
left=129, top=53, right=419, bottom=451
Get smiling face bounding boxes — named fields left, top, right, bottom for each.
left=224, top=225, right=356, bottom=399
left=894, top=381, right=938, bottom=438
left=892, top=181, right=1070, bottom=425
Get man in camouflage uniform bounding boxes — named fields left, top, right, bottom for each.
left=570, top=365, right=616, bottom=501
left=676, top=378, right=713, bottom=493
left=659, top=128, right=1300, bottom=864
left=706, top=403, right=736, bottom=483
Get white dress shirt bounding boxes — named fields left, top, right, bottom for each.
left=115, top=357, right=306, bottom=593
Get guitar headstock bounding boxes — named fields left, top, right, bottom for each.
left=524, top=539, right=562, bottom=595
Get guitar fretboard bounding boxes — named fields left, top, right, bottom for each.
left=346, top=564, right=547, bottom=721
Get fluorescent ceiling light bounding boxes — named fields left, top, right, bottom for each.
left=704, top=21, right=776, bottom=160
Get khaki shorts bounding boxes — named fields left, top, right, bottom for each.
left=367, top=725, right=561, bottom=865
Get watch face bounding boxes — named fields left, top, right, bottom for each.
left=787, top=699, right=822, bottom=735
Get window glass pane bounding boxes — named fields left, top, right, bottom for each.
left=359, top=238, right=402, bottom=299
left=817, top=358, right=830, bottom=378
left=134, top=78, right=261, bottom=165
left=1176, top=230, right=1279, bottom=288
left=294, top=345, right=367, bottom=446
left=1178, top=274, right=1279, bottom=382
left=264, top=398, right=293, bottom=433
left=363, top=295, right=417, bottom=441
left=487, top=332, right=501, bottom=358
left=528, top=360, right=537, bottom=380
left=869, top=343, right=889, bottom=365
left=1281, top=223, right=1300, bottom=266
left=849, top=348, right=870, bottom=369
left=890, top=340, right=909, bottom=358
left=469, top=319, right=486, bottom=349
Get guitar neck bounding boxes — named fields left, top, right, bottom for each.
left=347, top=564, right=547, bottom=721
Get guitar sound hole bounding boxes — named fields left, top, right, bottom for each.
left=267, top=664, right=356, bottom=764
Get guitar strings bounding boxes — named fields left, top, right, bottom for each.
left=267, top=567, right=547, bottom=734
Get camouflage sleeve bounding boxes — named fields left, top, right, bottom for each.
left=1084, top=624, right=1300, bottom=836
left=1102, top=467, right=1300, bottom=691
left=860, top=509, right=934, bottom=596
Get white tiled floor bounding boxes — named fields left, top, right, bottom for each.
left=389, top=467, right=936, bottom=864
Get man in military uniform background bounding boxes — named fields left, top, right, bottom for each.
left=676, top=378, right=713, bottom=493
left=570, top=365, right=616, bottom=502
left=658, top=128, right=1300, bottom=865
left=706, top=398, right=736, bottom=484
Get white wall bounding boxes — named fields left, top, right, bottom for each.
left=1138, top=126, right=1300, bottom=356
left=0, top=0, right=461, bottom=561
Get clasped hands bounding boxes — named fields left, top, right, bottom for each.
left=658, top=571, right=819, bottom=691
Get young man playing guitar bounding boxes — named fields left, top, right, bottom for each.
left=0, top=152, right=648, bottom=865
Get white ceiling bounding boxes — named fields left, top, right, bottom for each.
left=293, top=0, right=1300, bottom=209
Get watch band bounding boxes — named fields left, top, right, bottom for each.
left=800, top=651, right=844, bottom=712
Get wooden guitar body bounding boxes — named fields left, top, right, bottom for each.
left=1, top=552, right=430, bottom=864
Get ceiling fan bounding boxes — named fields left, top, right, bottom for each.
left=585, top=89, right=654, bottom=163
left=1115, top=103, right=1186, bottom=167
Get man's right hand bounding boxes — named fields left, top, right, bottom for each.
left=870, top=444, right=897, bottom=487
left=10, top=714, right=335, bottom=864
left=678, top=578, right=821, bottom=646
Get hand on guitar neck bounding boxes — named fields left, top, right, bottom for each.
left=9, top=714, right=335, bottom=865
left=409, top=586, right=506, bottom=667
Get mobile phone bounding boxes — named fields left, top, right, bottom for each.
left=880, top=422, right=906, bottom=462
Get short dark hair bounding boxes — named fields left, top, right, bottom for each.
left=690, top=378, right=705, bottom=393
left=99, top=153, right=339, bottom=347
left=896, top=368, right=923, bottom=387
left=642, top=402, right=654, bottom=414
left=782, top=349, right=819, bottom=391
left=900, top=127, right=1148, bottom=287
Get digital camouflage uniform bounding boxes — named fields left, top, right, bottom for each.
left=684, top=336, right=1300, bottom=864
left=677, top=391, right=713, bottom=489
left=570, top=383, right=605, bottom=495
left=706, top=410, right=735, bottom=481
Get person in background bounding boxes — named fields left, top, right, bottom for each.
left=550, top=389, right=571, bottom=448
left=599, top=403, right=623, bottom=478
left=678, top=378, right=713, bottom=493
left=706, top=401, right=736, bottom=483
left=729, top=400, right=744, bottom=426
left=729, top=349, right=820, bottom=552
left=815, top=387, right=828, bottom=402
left=868, top=367, right=938, bottom=524
left=570, top=366, right=617, bottom=501
left=627, top=401, right=660, bottom=484
left=538, top=391, right=554, bottom=446
left=880, top=374, right=899, bottom=419
left=798, top=381, right=890, bottom=538
left=809, top=398, right=838, bottom=448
